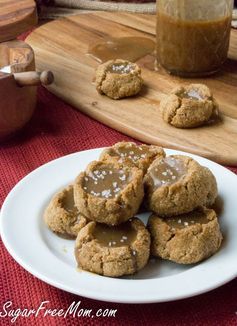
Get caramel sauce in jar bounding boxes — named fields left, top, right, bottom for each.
left=156, top=13, right=232, bottom=77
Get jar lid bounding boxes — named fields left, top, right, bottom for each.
left=0, top=0, right=38, bottom=43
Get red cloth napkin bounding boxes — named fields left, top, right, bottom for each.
left=0, top=86, right=237, bottom=326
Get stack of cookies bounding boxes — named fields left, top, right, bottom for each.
left=44, top=142, right=222, bottom=278
left=144, top=155, right=222, bottom=264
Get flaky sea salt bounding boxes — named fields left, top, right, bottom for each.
left=119, top=175, right=126, bottom=181
left=101, top=189, right=111, bottom=197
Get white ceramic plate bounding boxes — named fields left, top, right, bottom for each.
left=1, top=148, right=237, bottom=304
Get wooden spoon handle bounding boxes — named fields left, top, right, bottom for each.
left=13, top=71, right=54, bottom=87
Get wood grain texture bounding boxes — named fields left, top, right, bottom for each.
left=0, top=0, right=37, bottom=42
left=26, top=12, right=237, bottom=165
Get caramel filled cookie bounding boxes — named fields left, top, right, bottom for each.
left=100, top=141, right=165, bottom=174
left=75, top=217, right=150, bottom=277
left=95, top=59, right=143, bottom=99
left=144, top=155, right=217, bottom=216
left=148, top=207, right=223, bottom=264
left=160, top=84, right=219, bottom=128
left=74, top=161, right=144, bottom=225
left=44, top=185, right=88, bottom=238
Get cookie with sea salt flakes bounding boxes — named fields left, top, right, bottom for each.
left=73, top=160, right=144, bottom=225
left=95, top=59, right=143, bottom=99
left=148, top=207, right=222, bottom=264
left=160, top=83, right=219, bottom=128
left=100, top=141, right=165, bottom=175
left=75, top=217, right=150, bottom=277
left=144, top=155, right=218, bottom=216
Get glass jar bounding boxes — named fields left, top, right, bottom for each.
left=156, top=0, right=234, bottom=77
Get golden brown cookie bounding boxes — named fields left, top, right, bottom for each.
left=144, top=155, right=217, bottom=216
left=160, top=84, right=219, bottom=128
left=74, top=160, right=144, bottom=225
left=148, top=207, right=223, bottom=264
left=95, top=59, right=143, bottom=99
left=44, top=185, right=88, bottom=238
left=100, top=141, right=165, bottom=174
left=75, top=217, right=150, bottom=277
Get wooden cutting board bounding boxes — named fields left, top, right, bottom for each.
left=26, top=12, right=237, bottom=165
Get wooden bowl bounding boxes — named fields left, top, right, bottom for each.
left=0, top=40, right=36, bottom=140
